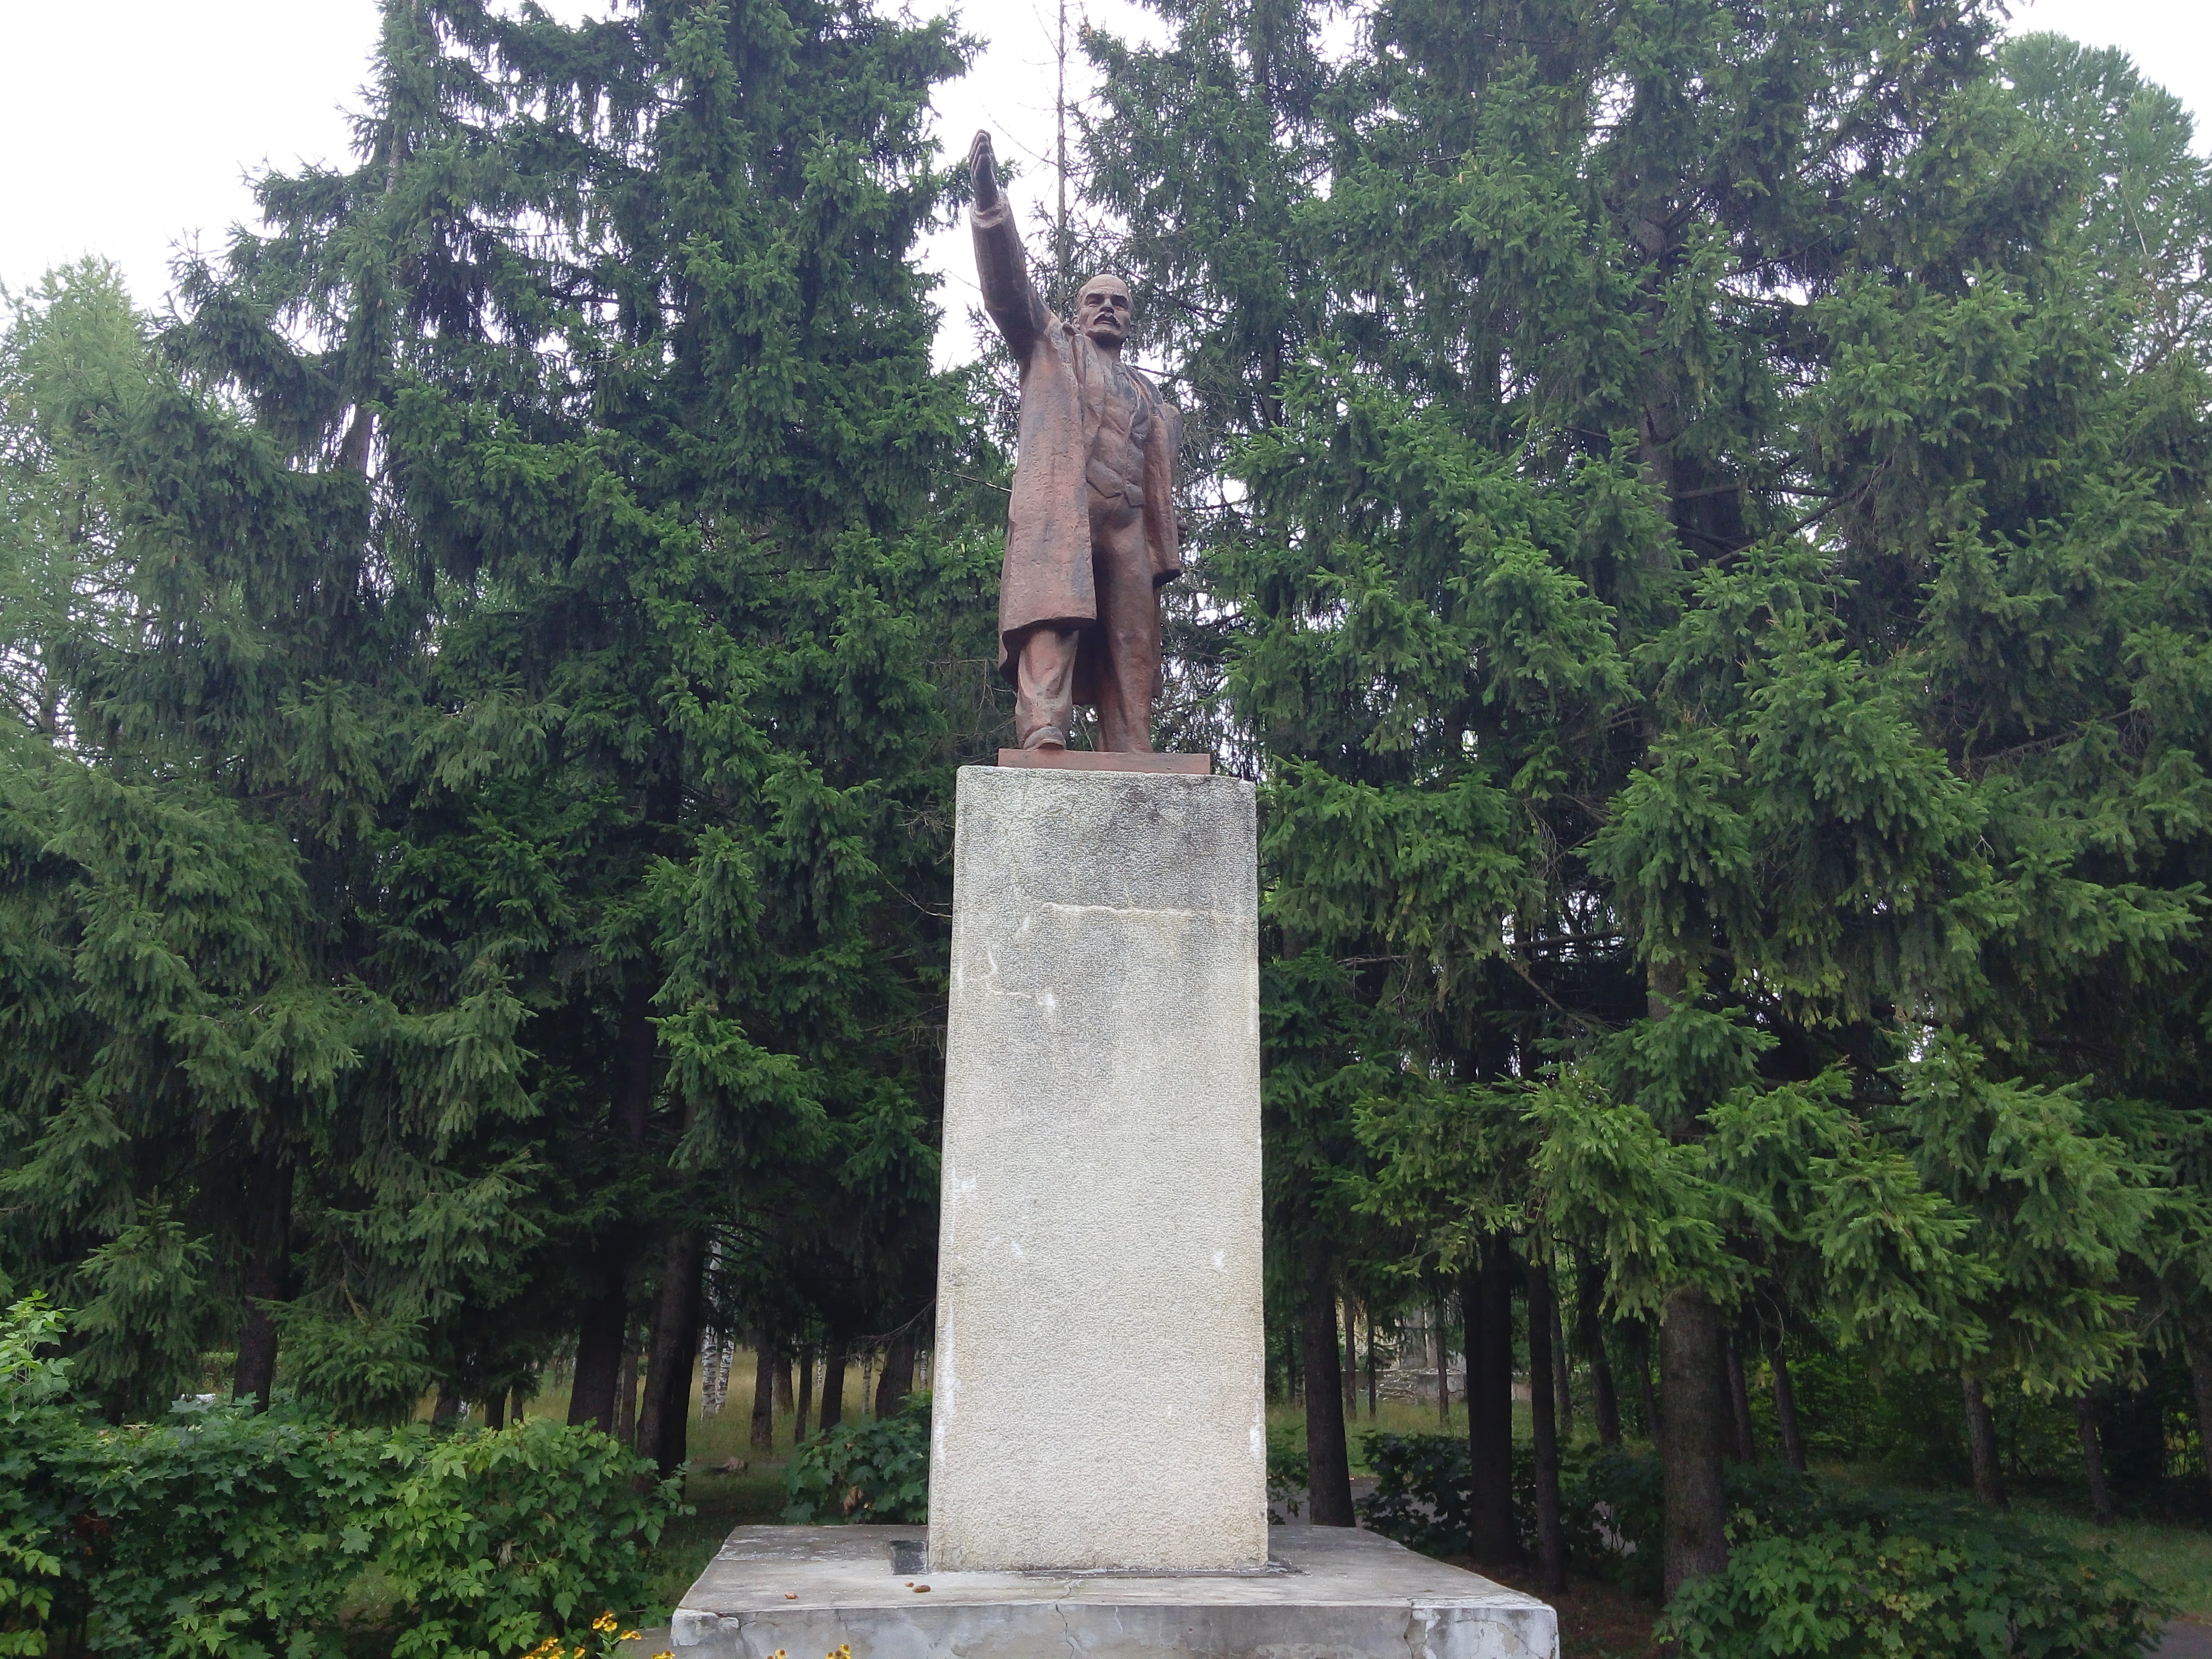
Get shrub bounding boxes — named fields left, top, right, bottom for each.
left=48, top=1398, right=392, bottom=1659
left=1352, top=1429, right=2159, bottom=1659
left=1, top=1297, right=71, bottom=1658
left=1562, top=1446, right=1668, bottom=1594
left=1264, top=1422, right=1309, bottom=1518
left=1353, top=1431, right=1537, bottom=1559
left=0, top=1297, right=681, bottom=1659
left=783, top=1393, right=929, bottom=1524
left=1660, top=1521, right=2166, bottom=1658
left=1357, top=1431, right=1472, bottom=1556
left=1572, top=1449, right=2165, bottom=1657
left=380, top=1419, right=680, bottom=1659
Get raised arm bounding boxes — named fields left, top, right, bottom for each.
left=969, top=130, right=1050, bottom=363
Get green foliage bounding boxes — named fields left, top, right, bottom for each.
left=782, top=1393, right=930, bottom=1525
left=1355, top=1431, right=1475, bottom=1559
left=1571, top=1447, right=2166, bottom=1653
left=1354, top=1431, right=1546, bottom=1560
left=0, top=1300, right=676, bottom=1659
left=1264, top=1422, right=1310, bottom=1518
left=1360, top=1422, right=2161, bottom=1656
left=8, top=0, right=2212, bottom=1647
left=1661, top=1521, right=2165, bottom=1659
left=45, top=1401, right=393, bottom=1659
left=1084, top=0, right=2212, bottom=1596
left=378, top=1420, right=680, bottom=1659
left=0, top=1298, right=70, bottom=1658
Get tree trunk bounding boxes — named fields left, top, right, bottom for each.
left=569, top=1266, right=630, bottom=1432
left=1593, top=1337, right=1622, bottom=1448
left=1725, top=1333, right=1756, bottom=1463
left=776, top=1351, right=795, bottom=1415
left=1659, top=1287, right=1731, bottom=1602
left=1769, top=1338, right=1807, bottom=1474
left=1578, top=1256, right=1621, bottom=1448
left=1301, top=1245, right=1356, bottom=1526
left=1435, top=1299, right=1451, bottom=1424
left=481, top=1389, right=508, bottom=1430
left=2187, top=1328, right=2212, bottom=1517
left=795, top=1344, right=815, bottom=1440
left=1465, top=1238, right=1518, bottom=1564
left=1353, top=1309, right=1371, bottom=1415
left=2075, top=1394, right=2115, bottom=1524
left=1344, top=1296, right=1360, bottom=1417
left=819, top=1335, right=849, bottom=1432
left=750, top=1342, right=777, bottom=1450
left=616, top=1347, right=640, bottom=1446
left=433, top=1381, right=461, bottom=1425
left=1962, top=1369, right=2007, bottom=1509
left=1526, top=1263, right=1568, bottom=1597
left=231, top=1134, right=295, bottom=1409
left=1631, top=1321, right=1661, bottom=1440
left=877, top=1330, right=918, bottom=1417
left=569, top=990, right=658, bottom=1430
left=636, top=1227, right=708, bottom=1475
left=1549, top=1289, right=1574, bottom=1442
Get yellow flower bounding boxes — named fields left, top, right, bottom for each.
left=622, top=1633, right=641, bottom=1643
left=592, top=1612, right=619, bottom=1634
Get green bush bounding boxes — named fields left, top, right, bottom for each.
left=1351, top=1429, right=2158, bottom=1658
left=1562, top=1446, right=1668, bottom=1594
left=0, top=1297, right=681, bottom=1659
left=1264, top=1422, right=1309, bottom=1517
left=1563, top=1448, right=1828, bottom=1597
left=1, top=1297, right=71, bottom=1658
left=1353, top=1431, right=1537, bottom=1559
left=1570, top=1449, right=2165, bottom=1657
left=1660, top=1521, right=2166, bottom=1658
left=47, top=1398, right=392, bottom=1659
left=380, top=1418, right=678, bottom=1659
left=782, top=1393, right=929, bottom=1524
left=1356, top=1431, right=1473, bottom=1555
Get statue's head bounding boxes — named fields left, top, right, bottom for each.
left=1075, top=275, right=1132, bottom=351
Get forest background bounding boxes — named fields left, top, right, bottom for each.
left=7, top=0, right=2212, bottom=1649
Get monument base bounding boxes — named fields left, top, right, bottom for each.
left=670, top=1525, right=1559, bottom=1659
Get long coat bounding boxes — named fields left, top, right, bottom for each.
left=973, top=200, right=1182, bottom=683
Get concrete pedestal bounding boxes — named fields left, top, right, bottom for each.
left=930, top=765, right=1267, bottom=1572
left=669, top=1524, right=1560, bottom=1659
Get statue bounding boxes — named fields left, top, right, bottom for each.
left=969, top=129, right=1183, bottom=753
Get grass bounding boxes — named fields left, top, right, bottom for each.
left=2013, top=1504, right=2212, bottom=1622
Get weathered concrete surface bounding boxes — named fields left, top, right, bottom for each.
left=931, top=765, right=1266, bottom=1572
left=671, top=1525, right=1559, bottom=1659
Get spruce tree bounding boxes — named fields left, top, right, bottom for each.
left=1087, top=0, right=2212, bottom=1596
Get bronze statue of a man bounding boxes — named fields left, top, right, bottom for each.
left=969, top=130, right=1182, bottom=753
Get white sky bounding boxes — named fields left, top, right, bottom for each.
left=0, top=0, right=2204, bottom=366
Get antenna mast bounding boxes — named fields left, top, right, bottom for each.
left=1055, top=0, right=1070, bottom=298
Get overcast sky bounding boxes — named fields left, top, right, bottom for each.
left=2, top=0, right=2203, bottom=365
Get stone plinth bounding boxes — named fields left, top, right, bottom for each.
left=670, top=1525, right=1560, bottom=1659
left=930, top=764, right=1266, bottom=1573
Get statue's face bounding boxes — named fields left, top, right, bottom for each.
left=1076, top=277, right=1132, bottom=348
